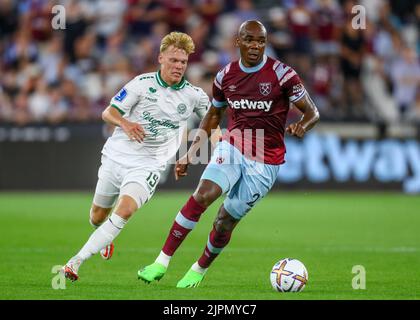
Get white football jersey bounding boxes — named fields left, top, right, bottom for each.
left=102, top=71, right=210, bottom=169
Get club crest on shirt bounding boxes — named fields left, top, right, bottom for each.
left=259, top=82, right=272, bottom=96
left=216, top=157, right=224, bottom=164
left=177, top=103, right=187, bottom=114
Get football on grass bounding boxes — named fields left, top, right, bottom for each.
left=270, top=258, right=308, bottom=292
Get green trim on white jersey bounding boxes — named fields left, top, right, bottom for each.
left=156, top=70, right=186, bottom=90
left=111, top=104, right=125, bottom=115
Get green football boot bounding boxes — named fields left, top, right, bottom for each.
left=176, top=269, right=205, bottom=288
left=137, top=262, right=167, bottom=283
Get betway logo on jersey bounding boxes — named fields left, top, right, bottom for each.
left=227, top=98, right=272, bottom=112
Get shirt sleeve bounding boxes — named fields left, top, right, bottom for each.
left=194, top=88, right=211, bottom=120
left=212, top=69, right=228, bottom=108
left=109, top=77, right=141, bottom=115
left=276, top=65, right=307, bottom=103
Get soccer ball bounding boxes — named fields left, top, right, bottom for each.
left=270, top=258, right=308, bottom=292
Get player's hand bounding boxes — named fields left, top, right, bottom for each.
left=174, top=154, right=190, bottom=181
left=121, top=119, right=145, bottom=143
left=286, top=122, right=306, bottom=138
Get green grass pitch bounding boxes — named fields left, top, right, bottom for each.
left=0, top=191, right=419, bottom=300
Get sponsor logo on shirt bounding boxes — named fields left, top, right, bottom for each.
left=142, top=111, right=180, bottom=136
left=114, top=88, right=127, bottom=102
left=227, top=98, right=273, bottom=112
left=145, top=96, right=157, bottom=102
left=293, top=83, right=304, bottom=94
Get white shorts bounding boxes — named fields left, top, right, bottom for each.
left=93, top=155, right=161, bottom=209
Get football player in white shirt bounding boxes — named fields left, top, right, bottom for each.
left=62, top=32, right=210, bottom=282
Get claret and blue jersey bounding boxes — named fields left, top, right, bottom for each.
left=212, top=54, right=307, bottom=165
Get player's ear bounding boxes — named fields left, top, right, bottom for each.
left=235, top=37, right=240, bottom=47
left=158, top=52, right=163, bottom=64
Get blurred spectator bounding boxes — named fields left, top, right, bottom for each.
left=186, top=14, right=211, bottom=63
left=161, top=0, right=191, bottom=32
left=267, top=7, right=293, bottom=61
left=310, top=54, right=342, bottom=119
left=313, top=0, right=341, bottom=58
left=4, top=29, right=39, bottom=69
left=416, top=4, right=420, bottom=55
left=360, top=0, right=385, bottom=24
left=38, top=34, right=65, bottom=85
left=48, top=85, right=69, bottom=124
left=217, top=35, right=239, bottom=67
left=286, top=0, right=313, bottom=80
left=195, top=0, right=224, bottom=31
left=233, top=0, right=259, bottom=22
left=27, top=0, right=54, bottom=42
left=413, top=90, right=420, bottom=123
left=125, top=0, right=166, bottom=37
left=28, top=79, right=52, bottom=121
left=339, top=3, right=366, bottom=119
left=70, top=94, right=92, bottom=122
left=62, top=0, right=90, bottom=63
left=390, top=46, right=420, bottom=119
left=0, top=0, right=19, bottom=39
left=13, top=93, right=31, bottom=126
left=92, top=0, right=127, bottom=47
left=361, top=19, right=399, bottom=124
left=0, top=86, right=13, bottom=122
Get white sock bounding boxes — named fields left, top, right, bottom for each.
left=77, top=213, right=127, bottom=260
left=155, top=251, right=171, bottom=268
left=191, top=261, right=208, bottom=275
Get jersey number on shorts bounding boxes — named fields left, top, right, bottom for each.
left=146, top=172, right=159, bottom=191
left=246, top=193, right=261, bottom=208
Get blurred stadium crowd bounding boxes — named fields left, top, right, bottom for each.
left=0, top=0, right=419, bottom=126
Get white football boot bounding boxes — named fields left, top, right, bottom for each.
left=62, top=256, right=83, bottom=282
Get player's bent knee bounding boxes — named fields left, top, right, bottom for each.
left=214, top=218, right=236, bottom=233
left=114, top=195, right=138, bottom=219
left=214, top=208, right=239, bottom=233
left=89, top=206, right=111, bottom=227
left=116, top=182, right=149, bottom=219
left=193, top=181, right=222, bottom=207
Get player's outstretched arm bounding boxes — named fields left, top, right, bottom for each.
left=102, top=105, right=145, bottom=143
left=175, top=105, right=225, bottom=180
left=286, top=94, right=320, bottom=138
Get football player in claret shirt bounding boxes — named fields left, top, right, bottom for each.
left=138, top=20, right=320, bottom=287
